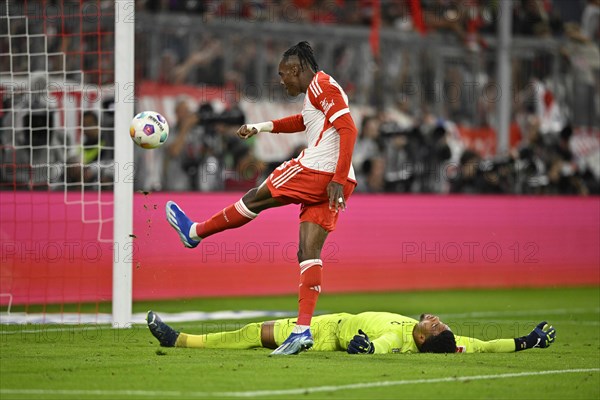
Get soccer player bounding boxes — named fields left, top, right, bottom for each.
left=146, top=311, right=556, bottom=355
left=165, top=42, right=358, bottom=356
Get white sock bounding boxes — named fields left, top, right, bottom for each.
left=189, top=223, right=200, bottom=240
left=292, top=324, right=310, bottom=334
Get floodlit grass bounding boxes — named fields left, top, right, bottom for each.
left=1, top=287, right=599, bottom=399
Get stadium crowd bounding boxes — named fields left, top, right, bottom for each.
left=134, top=94, right=598, bottom=195
left=1, top=0, right=598, bottom=194
left=133, top=0, right=599, bottom=195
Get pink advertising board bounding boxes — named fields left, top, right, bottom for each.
left=1, top=192, right=598, bottom=304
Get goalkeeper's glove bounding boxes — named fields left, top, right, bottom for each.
left=515, top=321, right=556, bottom=351
left=347, top=329, right=375, bottom=354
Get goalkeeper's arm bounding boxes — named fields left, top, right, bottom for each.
left=459, top=321, right=556, bottom=353
left=514, top=321, right=556, bottom=351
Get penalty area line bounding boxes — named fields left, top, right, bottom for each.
left=1, top=368, right=598, bottom=398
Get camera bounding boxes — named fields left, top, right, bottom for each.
left=197, top=103, right=245, bottom=128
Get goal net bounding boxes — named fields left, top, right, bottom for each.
left=0, top=1, right=133, bottom=325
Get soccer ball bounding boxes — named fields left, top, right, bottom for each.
left=129, top=111, right=169, bottom=149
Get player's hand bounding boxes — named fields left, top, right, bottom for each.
left=327, top=181, right=345, bottom=213
left=347, top=329, right=374, bottom=354
left=236, top=124, right=258, bottom=140
left=527, top=321, right=556, bottom=348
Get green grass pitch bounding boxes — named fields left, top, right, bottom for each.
left=1, top=287, right=599, bottom=399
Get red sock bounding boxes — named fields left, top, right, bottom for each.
left=297, top=259, right=322, bottom=326
left=195, top=199, right=257, bottom=239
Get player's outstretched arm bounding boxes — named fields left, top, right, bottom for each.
left=515, top=321, right=556, bottom=351
left=237, top=121, right=273, bottom=139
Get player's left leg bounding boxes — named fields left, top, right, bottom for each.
left=270, top=222, right=328, bottom=356
left=296, top=222, right=328, bottom=329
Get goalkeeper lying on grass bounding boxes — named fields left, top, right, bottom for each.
left=146, top=311, right=556, bottom=355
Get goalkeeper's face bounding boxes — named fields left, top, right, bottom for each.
left=417, top=314, right=450, bottom=337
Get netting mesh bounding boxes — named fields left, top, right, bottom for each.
left=0, top=1, right=117, bottom=319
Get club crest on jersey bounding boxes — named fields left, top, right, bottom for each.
left=320, top=98, right=335, bottom=114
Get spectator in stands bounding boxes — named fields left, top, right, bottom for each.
left=381, top=0, right=414, bottom=31
left=420, top=0, right=486, bottom=51
left=416, top=125, right=453, bottom=193
left=156, top=50, right=180, bottom=85
left=172, top=37, right=224, bottom=86
left=353, top=115, right=384, bottom=192
left=309, top=0, right=341, bottom=24
left=450, top=149, right=506, bottom=194
left=215, top=87, right=262, bottom=191
left=511, top=116, right=576, bottom=195
left=581, top=0, right=600, bottom=43
left=66, top=111, right=113, bottom=190
left=141, top=0, right=208, bottom=14
left=561, top=22, right=600, bottom=130
left=382, top=124, right=417, bottom=192
left=544, top=126, right=589, bottom=195
left=1, top=74, right=63, bottom=189
left=162, top=98, right=201, bottom=191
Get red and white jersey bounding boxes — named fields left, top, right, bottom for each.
left=296, top=71, right=356, bottom=181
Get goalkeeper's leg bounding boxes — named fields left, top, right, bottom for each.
left=177, top=322, right=263, bottom=349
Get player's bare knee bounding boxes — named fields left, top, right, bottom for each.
left=297, top=246, right=321, bottom=262
left=242, top=188, right=258, bottom=204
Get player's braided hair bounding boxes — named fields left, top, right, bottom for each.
left=420, top=330, right=457, bottom=353
left=282, top=41, right=319, bottom=72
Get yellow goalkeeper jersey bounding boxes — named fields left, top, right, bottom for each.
left=274, top=312, right=517, bottom=354
left=274, top=312, right=420, bottom=353
left=337, top=312, right=421, bottom=354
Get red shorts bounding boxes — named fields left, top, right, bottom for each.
left=266, top=159, right=356, bottom=232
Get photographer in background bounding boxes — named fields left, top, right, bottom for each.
left=161, top=98, right=246, bottom=192
left=162, top=98, right=201, bottom=191
left=449, top=149, right=508, bottom=194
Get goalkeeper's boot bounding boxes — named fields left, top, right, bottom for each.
left=147, top=311, right=180, bottom=347
left=166, top=201, right=200, bottom=249
left=270, top=330, right=314, bottom=356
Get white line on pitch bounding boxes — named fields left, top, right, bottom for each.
left=1, top=368, right=598, bottom=398
left=0, top=323, right=248, bottom=335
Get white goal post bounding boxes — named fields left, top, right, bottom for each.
left=112, top=0, right=135, bottom=329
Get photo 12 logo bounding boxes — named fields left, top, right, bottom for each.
left=401, top=241, right=540, bottom=264
left=0, top=241, right=138, bottom=264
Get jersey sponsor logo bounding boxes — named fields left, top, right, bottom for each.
left=320, top=98, right=335, bottom=115
left=456, top=346, right=467, bottom=353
